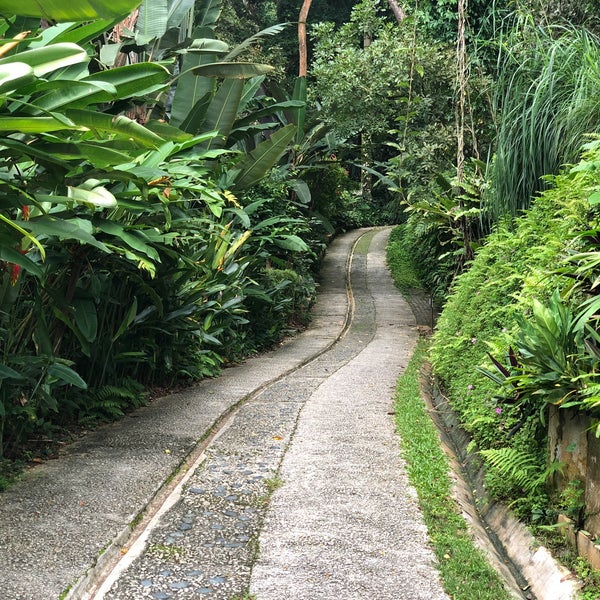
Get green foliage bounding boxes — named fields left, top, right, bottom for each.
left=430, top=145, right=592, bottom=508
left=0, top=1, right=319, bottom=463
left=385, top=225, right=422, bottom=293
left=394, top=339, right=512, bottom=600
left=479, top=447, right=561, bottom=496
left=78, top=379, right=147, bottom=426
left=489, top=20, right=600, bottom=220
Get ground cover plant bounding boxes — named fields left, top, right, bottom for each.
left=393, top=338, right=512, bottom=600
left=430, top=139, right=600, bottom=521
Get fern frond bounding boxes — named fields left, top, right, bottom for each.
left=480, top=447, right=547, bottom=494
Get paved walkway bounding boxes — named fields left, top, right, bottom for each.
left=0, top=228, right=448, bottom=600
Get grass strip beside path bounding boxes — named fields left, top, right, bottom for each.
left=394, top=339, right=512, bottom=600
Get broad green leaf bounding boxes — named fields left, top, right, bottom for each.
left=31, top=141, right=131, bottom=167
left=0, top=116, right=78, bottom=133
left=29, top=19, right=117, bottom=46
left=99, top=43, right=123, bottom=67
left=136, top=0, right=168, bottom=41
left=293, top=75, right=307, bottom=142
left=291, top=179, right=311, bottom=204
left=33, top=80, right=117, bottom=112
left=589, top=191, right=600, bottom=206
left=234, top=100, right=305, bottom=128
left=167, top=0, right=195, bottom=28
left=0, top=246, right=43, bottom=278
left=0, top=43, right=88, bottom=77
left=73, top=298, right=98, bottom=342
left=274, top=235, right=309, bottom=252
left=0, top=212, right=46, bottom=259
left=231, top=123, right=296, bottom=190
left=0, top=62, right=35, bottom=94
left=47, top=362, right=87, bottom=388
left=196, top=0, right=221, bottom=27
left=95, top=219, right=160, bottom=262
left=202, top=78, right=244, bottom=149
left=239, top=75, right=265, bottom=112
left=188, top=38, right=229, bottom=55
left=65, top=109, right=165, bottom=147
left=0, top=364, right=24, bottom=380
left=191, top=62, right=273, bottom=79
left=0, top=0, right=143, bottom=21
left=112, top=297, right=138, bottom=342
left=179, top=90, right=212, bottom=134
left=23, top=216, right=110, bottom=252
left=83, top=62, right=170, bottom=99
left=170, top=30, right=217, bottom=127
left=145, top=119, right=195, bottom=142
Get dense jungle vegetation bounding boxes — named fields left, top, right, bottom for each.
left=3, top=0, right=600, bottom=561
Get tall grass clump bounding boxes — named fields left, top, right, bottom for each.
left=489, top=16, right=600, bottom=220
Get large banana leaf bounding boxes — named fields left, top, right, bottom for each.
left=179, top=91, right=212, bottom=134
left=136, top=0, right=168, bottom=44
left=191, top=62, right=273, bottom=79
left=167, top=0, right=195, bottom=29
left=188, top=38, right=229, bottom=55
left=0, top=43, right=89, bottom=77
left=293, top=76, right=307, bottom=144
left=65, top=109, right=165, bottom=147
left=32, top=141, right=132, bottom=167
left=169, top=30, right=217, bottom=127
left=196, top=0, right=221, bottom=28
left=0, top=0, right=142, bottom=21
left=0, top=116, right=80, bottom=133
left=32, top=81, right=118, bottom=113
left=234, top=100, right=305, bottom=129
left=29, top=19, right=117, bottom=46
left=202, top=78, right=243, bottom=149
left=83, top=63, right=170, bottom=99
left=21, top=216, right=110, bottom=253
left=0, top=62, right=35, bottom=94
left=230, top=123, right=296, bottom=190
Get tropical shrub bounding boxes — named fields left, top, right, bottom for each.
left=0, top=0, right=321, bottom=462
left=430, top=143, right=595, bottom=513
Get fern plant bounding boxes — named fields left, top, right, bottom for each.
left=78, top=380, right=147, bottom=426
left=480, top=447, right=563, bottom=496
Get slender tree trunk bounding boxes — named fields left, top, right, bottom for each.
left=387, top=0, right=406, bottom=22
left=298, top=0, right=312, bottom=77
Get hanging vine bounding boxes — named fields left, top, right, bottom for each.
left=455, top=0, right=468, bottom=185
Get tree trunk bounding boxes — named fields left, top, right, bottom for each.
left=298, top=0, right=312, bottom=77
left=387, top=0, right=406, bottom=22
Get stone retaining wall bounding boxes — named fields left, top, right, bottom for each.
left=549, top=406, right=600, bottom=568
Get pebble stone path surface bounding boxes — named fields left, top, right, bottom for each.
left=0, top=227, right=449, bottom=600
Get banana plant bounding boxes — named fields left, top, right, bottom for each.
left=0, top=0, right=143, bottom=21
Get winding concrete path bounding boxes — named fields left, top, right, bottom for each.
left=0, top=228, right=448, bottom=600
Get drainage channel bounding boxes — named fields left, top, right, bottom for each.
left=71, top=229, right=378, bottom=600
